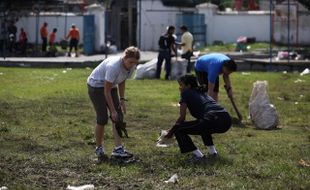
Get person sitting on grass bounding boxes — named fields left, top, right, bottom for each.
left=165, top=74, right=232, bottom=162
left=87, top=46, right=140, bottom=162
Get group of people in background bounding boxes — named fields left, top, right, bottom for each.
left=0, top=20, right=80, bottom=57
left=40, top=22, right=80, bottom=57
left=156, top=25, right=194, bottom=80
left=0, top=21, right=29, bottom=55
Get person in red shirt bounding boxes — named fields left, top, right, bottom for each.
left=66, top=24, right=80, bottom=57
left=48, top=28, right=57, bottom=56
left=19, top=28, right=27, bottom=55
left=40, top=22, right=48, bottom=52
left=49, top=28, right=57, bottom=46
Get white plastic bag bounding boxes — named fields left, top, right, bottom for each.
left=249, top=81, right=279, bottom=129
left=170, top=58, right=187, bottom=80
left=134, top=58, right=157, bottom=79
left=156, top=130, right=174, bottom=147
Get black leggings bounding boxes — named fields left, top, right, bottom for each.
left=174, top=112, right=231, bottom=153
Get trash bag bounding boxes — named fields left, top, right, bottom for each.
left=134, top=58, right=157, bottom=79
left=249, top=81, right=279, bottom=129
left=170, top=58, right=187, bottom=80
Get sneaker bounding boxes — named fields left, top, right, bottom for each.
left=188, top=155, right=207, bottom=164
left=207, top=153, right=219, bottom=159
left=95, top=146, right=108, bottom=161
left=111, top=146, right=133, bottom=158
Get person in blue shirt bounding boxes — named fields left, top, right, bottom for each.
left=165, top=74, right=232, bottom=162
left=195, top=53, right=237, bottom=102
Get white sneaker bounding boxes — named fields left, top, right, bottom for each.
left=111, top=146, right=133, bottom=158
left=95, top=146, right=108, bottom=161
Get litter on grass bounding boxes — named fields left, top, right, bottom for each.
left=156, top=130, right=174, bottom=147
left=164, top=174, right=179, bottom=184
left=66, top=184, right=94, bottom=190
left=300, top=68, right=309, bottom=76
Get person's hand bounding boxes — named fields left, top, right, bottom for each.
left=164, top=131, right=173, bottom=139
left=111, top=111, right=118, bottom=123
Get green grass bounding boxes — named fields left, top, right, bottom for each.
left=0, top=68, right=309, bottom=189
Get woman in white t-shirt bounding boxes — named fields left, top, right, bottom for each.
left=87, top=46, right=140, bottom=162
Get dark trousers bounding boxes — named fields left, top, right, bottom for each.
left=42, top=37, right=47, bottom=52
left=195, top=70, right=220, bottom=92
left=181, top=51, right=193, bottom=73
left=174, top=112, right=231, bottom=153
left=156, top=50, right=171, bottom=80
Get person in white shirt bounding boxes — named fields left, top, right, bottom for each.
left=179, top=25, right=194, bottom=73
left=87, top=46, right=140, bottom=162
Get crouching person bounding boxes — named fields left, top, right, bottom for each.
left=87, top=46, right=140, bottom=161
left=165, top=74, right=232, bottom=162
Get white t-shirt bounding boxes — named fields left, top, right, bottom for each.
left=181, top=31, right=193, bottom=54
left=87, top=56, right=135, bottom=88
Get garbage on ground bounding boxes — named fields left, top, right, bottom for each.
left=299, top=159, right=310, bottom=167
left=134, top=58, right=187, bottom=80
left=276, top=51, right=303, bottom=61
left=282, top=71, right=287, bottom=74
left=170, top=58, right=187, bottom=80
left=294, top=79, right=305, bottom=83
left=0, top=186, right=8, bottom=190
left=66, top=184, right=95, bottom=190
left=300, top=68, right=309, bottom=76
left=164, top=174, right=179, bottom=184
left=249, top=81, right=279, bottom=129
left=241, top=72, right=251, bottom=75
left=156, top=130, right=174, bottom=148
left=134, top=58, right=157, bottom=79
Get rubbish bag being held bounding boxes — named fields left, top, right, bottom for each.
left=249, top=81, right=279, bottom=129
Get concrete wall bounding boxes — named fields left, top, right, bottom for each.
left=137, top=0, right=195, bottom=50
left=15, top=15, right=83, bottom=44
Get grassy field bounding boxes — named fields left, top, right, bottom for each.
left=0, top=67, right=309, bottom=190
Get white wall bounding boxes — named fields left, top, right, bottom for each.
left=212, top=13, right=270, bottom=43
left=299, top=14, right=310, bottom=45
left=137, top=0, right=195, bottom=50
left=15, top=15, right=83, bottom=44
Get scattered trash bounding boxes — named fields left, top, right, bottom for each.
left=282, top=71, right=287, bottom=74
left=85, top=67, right=91, bottom=70
left=294, top=79, right=305, bottom=83
left=300, top=68, right=309, bottom=76
left=66, top=184, right=95, bottom=190
left=0, top=72, right=3, bottom=75
left=0, top=186, right=8, bottom=190
left=299, top=159, right=310, bottom=167
left=156, top=130, right=174, bottom=147
left=241, top=72, right=251, bottom=75
left=66, top=68, right=72, bottom=71
left=299, top=95, right=304, bottom=98
left=277, top=97, right=284, bottom=101
left=62, top=70, right=67, bottom=73
left=294, top=102, right=299, bottom=105
left=164, top=174, right=178, bottom=184
left=171, top=103, right=179, bottom=107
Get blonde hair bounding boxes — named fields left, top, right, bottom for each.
left=124, top=46, right=140, bottom=60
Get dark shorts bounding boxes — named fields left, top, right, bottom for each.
left=69, top=39, right=78, bottom=49
left=195, top=70, right=219, bottom=92
left=87, top=85, right=123, bottom=125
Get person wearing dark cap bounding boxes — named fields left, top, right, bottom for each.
left=156, top=26, right=177, bottom=80
left=179, top=25, right=194, bottom=73
left=195, top=53, right=237, bottom=102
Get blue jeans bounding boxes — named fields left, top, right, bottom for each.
left=156, top=50, right=171, bottom=79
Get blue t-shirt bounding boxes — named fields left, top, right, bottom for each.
left=195, top=53, right=230, bottom=83
left=180, top=89, right=226, bottom=119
